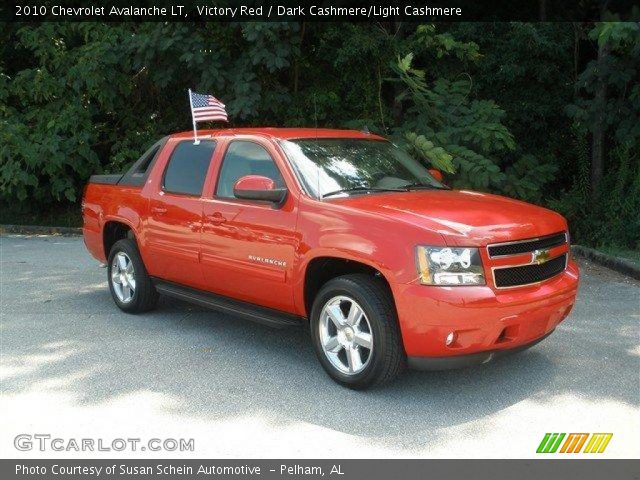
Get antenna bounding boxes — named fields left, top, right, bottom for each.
left=313, top=94, right=320, bottom=199
left=313, top=93, right=319, bottom=139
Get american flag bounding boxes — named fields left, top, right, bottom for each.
left=189, top=91, right=228, bottom=123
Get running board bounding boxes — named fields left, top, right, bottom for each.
left=152, top=279, right=304, bottom=329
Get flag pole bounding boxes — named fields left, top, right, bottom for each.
left=188, top=88, right=199, bottom=145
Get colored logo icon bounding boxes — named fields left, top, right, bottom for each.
left=532, top=248, right=551, bottom=264
left=537, top=433, right=612, bottom=453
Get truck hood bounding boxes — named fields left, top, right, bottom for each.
left=330, top=189, right=567, bottom=246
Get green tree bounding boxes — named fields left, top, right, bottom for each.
left=390, top=27, right=556, bottom=201
left=556, top=18, right=640, bottom=249
left=1, top=20, right=638, bottom=250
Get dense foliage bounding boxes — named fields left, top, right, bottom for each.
left=1, top=21, right=639, bottom=249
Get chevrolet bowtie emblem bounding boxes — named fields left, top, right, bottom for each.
left=532, top=248, right=551, bottom=264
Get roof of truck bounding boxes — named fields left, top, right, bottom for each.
left=170, top=127, right=386, bottom=141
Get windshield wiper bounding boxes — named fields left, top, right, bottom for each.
left=322, top=186, right=403, bottom=198
left=399, top=182, right=447, bottom=191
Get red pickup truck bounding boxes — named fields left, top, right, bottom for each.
left=82, top=128, right=579, bottom=389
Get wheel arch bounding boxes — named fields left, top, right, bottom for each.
left=103, top=219, right=138, bottom=259
left=302, top=255, right=395, bottom=318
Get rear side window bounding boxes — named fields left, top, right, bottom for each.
left=135, top=145, right=160, bottom=175
left=119, top=138, right=167, bottom=187
left=163, top=140, right=216, bottom=196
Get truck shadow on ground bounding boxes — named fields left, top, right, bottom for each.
left=4, top=295, right=557, bottom=439
left=2, top=240, right=639, bottom=446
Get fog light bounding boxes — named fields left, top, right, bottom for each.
left=446, top=332, right=456, bottom=346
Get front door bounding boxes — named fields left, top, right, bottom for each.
left=200, top=139, right=299, bottom=313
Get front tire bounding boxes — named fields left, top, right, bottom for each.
left=310, top=274, right=405, bottom=389
left=107, top=238, right=158, bottom=313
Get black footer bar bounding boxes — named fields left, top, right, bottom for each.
left=3, top=459, right=638, bottom=480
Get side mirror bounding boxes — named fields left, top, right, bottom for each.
left=428, top=168, right=444, bottom=183
left=233, top=175, right=287, bottom=204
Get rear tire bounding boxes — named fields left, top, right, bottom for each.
left=310, top=274, right=405, bottom=389
left=107, top=238, right=158, bottom=313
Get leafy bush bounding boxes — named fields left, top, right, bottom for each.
left=392, top=52, right=556, bottom=201
left=549, top=143, right=640, bottom=249
left=1, top=21, right=638, bottom=250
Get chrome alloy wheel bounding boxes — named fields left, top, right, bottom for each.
left=111, top=252, right=136, bottom=303
left=319, top=295, right=373, bottom=375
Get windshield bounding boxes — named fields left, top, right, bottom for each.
left=280, top=138, right=445, bottom=199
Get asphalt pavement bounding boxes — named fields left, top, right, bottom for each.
left=1, top=235, right=638, bottom=458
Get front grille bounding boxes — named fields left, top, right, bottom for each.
left=494, top=254, right=567, bottom=288
left=488, top=232, right=567, bottom=257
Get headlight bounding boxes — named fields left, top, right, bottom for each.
left=416, top=246, right=485, bottom=285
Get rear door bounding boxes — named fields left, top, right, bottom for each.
left=200, top=138, right=300, bottom=313
left=144, top=139, right=217, bottom=289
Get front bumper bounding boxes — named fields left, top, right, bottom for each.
left=392, top=259, right=579, bottom=360
left=407, top=330, right=553, bottom=370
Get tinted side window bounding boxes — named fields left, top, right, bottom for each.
left=216, top=141, right=285, bottom=198
left=119, top=138, right=167, bottom=187
left=163, top=140, right=216, bottom=196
